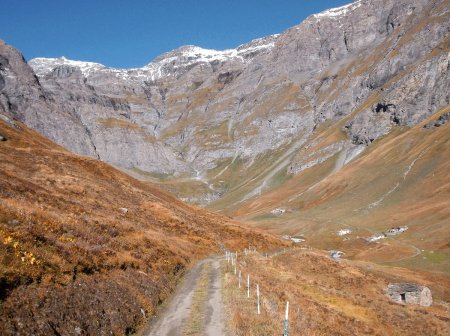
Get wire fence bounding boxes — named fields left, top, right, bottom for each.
left=223, top=247, right=296, bottom=335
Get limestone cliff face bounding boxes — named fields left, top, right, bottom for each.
left=1, top=0, right=449, bottom=205
left=0, top=40, right=98, bottom=157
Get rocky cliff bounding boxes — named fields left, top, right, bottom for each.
left=1, top=0, right=448, bottom=208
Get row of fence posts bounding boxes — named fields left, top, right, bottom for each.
left=224, top=250, right=289, bottom=335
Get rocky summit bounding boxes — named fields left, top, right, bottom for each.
left=1, top=0, right=449, bottom=210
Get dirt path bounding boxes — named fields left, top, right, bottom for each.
left=204, top=259, right=226, bottom=335
left=144, top=257, right=226, bottom=336
left=395, top=243, right=422, bottom=261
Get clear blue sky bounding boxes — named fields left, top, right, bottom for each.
left=1, top=0, right=351, bottom=68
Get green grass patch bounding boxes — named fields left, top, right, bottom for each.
left=130, top=167, right=173, bottom=181
left=382, top=250, right=450, bottom=274
left=250, top=213, right=277, bottom=222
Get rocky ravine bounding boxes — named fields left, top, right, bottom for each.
left=1, top=0, right=449, bottom=206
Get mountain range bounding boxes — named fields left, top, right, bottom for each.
left=0, top=0, right=449, bottom=334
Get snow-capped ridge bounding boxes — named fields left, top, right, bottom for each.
left=313, top=0, right=362, bottom=19
left=29, top=34, right=278, bottom=82
left=29, top=57, right=106, bottom=77
left=236, top=34, right=279, bottom=55
left=146, top=34, right=279, bottom=68
left=148, top=45, right=240, bottom=66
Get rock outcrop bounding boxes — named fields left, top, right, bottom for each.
left=424, top=111, right=450, bottom=128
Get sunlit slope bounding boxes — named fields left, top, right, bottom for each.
left=232, top=107, right=450, bottom=273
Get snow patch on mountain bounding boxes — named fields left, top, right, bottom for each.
left=29, top=57, right=106, bottom=77
left=313, top=0, right=362, bottom=19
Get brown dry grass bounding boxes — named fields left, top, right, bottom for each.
left=0, top=120, right=284, bottom=335
left=222, top=249, right=450, bottom=335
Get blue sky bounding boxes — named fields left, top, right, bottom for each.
left=1, top=0, right=351, bottom=68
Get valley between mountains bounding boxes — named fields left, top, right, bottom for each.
left=1, top=0, right=449, bottom=335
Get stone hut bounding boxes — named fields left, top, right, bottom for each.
left=387, top=283, right=432, bottom=306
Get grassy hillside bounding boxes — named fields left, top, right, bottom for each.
left=232, top=107, right=450, bottom=275
left=222, top=248, right=450, bottom=335
left=0, top=120, right=284, bottom=335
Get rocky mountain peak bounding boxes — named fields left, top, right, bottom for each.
left=149, top=34, right=279, bottom=66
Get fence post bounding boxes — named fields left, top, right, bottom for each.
left=247, top=275, right=250, bottom=298
left=256, top=284, right=260, bottom=315
left=238, top=270, right=241, bottom=288
left=283, top=301, right=289, bottom=336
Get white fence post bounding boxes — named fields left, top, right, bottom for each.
left=247, top=275, right=250, bottom=298
left=283, top=301, right=289, bottom=336
left=238, top=270, right=241, bottom=288
left=256, top=284, right=260, bottom=315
